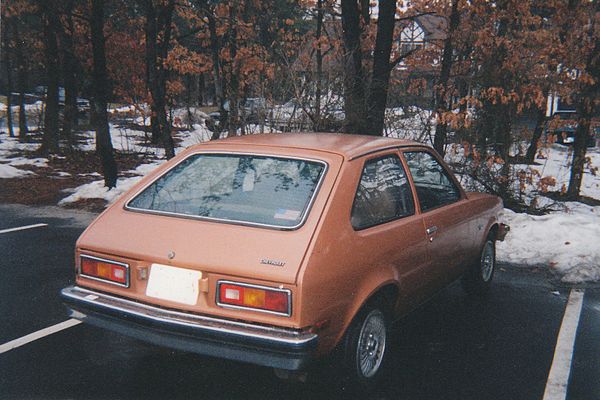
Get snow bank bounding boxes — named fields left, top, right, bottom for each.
left=59, top=162, right=162, bottom=206
left=0, top=136, right=44, bottom=176
left=5, top=157, right=48, bottom=168
left=497, top=203, right=600, bottom=283
left=0, top=101, right=43, bottom=113
left=77, top=126, right=155, bottom=154
left=178, top=124, right=213, bottom=148
left=0, top=136, right=40, bottom=154
left=0, top=164, right=34, bottom=178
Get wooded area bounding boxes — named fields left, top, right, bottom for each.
left=0, top=0, right=598, bottom=210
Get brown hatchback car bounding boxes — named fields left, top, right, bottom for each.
left=62, top=133, right=508, bottom=385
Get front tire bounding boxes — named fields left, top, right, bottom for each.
left=342, top=303, right=389, bottom=389
left=463, top=236, right=496, bottom=295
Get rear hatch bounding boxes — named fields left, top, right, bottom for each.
left=74, top=147, right=343, bottom=321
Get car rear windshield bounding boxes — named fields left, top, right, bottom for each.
left=126, top=153, right=326, bottom=228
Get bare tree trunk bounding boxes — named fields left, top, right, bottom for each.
left=142, top=0, right=175, bottom=158
left=60, top=0, right=78, bottom=150
left=143, top=1, right=160, bottom=145
left=91, top=0, right=118, bottom=188
left=365, top=0, right=397, bottom=136
left=524, top=106, right=546, bottom=164
left=433, top=0, right=460, bottom=156
left=313, top=0, right=324, bottom=131
left=197, top=73, right=205, bottom=106
left=2, top=23, right=15, bottom=138
left=41, top=3, right=60, bottom=154
left=566, top=104, right=592, bottom=199
left=207, top=10, right=226, bottom=140
left=227, top=2, right=239, bottom=138
left=11, top=20, right=29, bottom=141
left=341, top=0, right=367, bottom=134
left=156, top=0, right=175, bottom=157
left=566, top=0, right=599, bottom=199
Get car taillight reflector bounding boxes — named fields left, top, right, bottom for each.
left=80, top=256, right=129, bottom=287
left=218, top=282, right=290, bottom=316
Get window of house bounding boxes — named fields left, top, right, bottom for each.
left=404, top=151, right=461, bottom=212
left=351, top=155, right=415, bottom=230
left=400, top=21, right=425, bottom=54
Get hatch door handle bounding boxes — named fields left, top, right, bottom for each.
left=426, top=226, right=438, bottom=235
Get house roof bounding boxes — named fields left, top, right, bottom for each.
left=399, top=14, right=448, bottom=42
left=415, top=14, right=448, bottom=41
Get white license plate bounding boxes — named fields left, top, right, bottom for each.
left=146, top=264, right=203, bottom=305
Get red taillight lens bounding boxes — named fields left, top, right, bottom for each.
left=218, top=282, right=290, bottom=315
left=80, top=256, right=129, bottom=286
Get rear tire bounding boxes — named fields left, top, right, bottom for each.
left=462, top=236, right=496, bottom=295
left=341, top=302, right=390, bottom=390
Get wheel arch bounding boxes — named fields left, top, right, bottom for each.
left=332, top=281, right=400, bottom=349
left=478, top=217, right=499, bottom=250
left=488, top=222, right=499, bottom=240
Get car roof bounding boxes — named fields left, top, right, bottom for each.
left=206, top=133, right=424, bottom=160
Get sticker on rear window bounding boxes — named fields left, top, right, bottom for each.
left=274, top=209, right=301, bottom=221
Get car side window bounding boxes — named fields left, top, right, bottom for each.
left=351, top=155, right=415, bottom=230
left=403, top=151, right=461, bottom=212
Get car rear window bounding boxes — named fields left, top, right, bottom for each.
left=126, top=153, right=326, bottom=228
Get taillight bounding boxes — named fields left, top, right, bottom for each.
left=217, top=281, right=291, bottom=316
left=80, top=256, right=129, bottom=287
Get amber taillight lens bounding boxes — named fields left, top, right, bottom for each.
left=217, top=281, right=291, bottom=316
left=80, top=256, right=129, bottom=287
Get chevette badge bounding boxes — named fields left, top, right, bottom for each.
left=260, top=259, right=286, bottom=267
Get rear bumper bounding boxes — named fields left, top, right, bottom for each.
left=61, top=286, right=317, bottom=370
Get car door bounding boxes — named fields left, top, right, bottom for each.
left=350, top=152, right=436, bottom=309
left=402, top=150, right=474, bottom=284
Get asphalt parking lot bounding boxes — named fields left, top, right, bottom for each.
left=0, top=203, right=599, bottom=400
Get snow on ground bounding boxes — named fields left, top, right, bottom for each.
left=109, top=104, right=145, bottom=114
left=0, top=135, right=47, bottom=177
left=448, top=144, right=600, bottom=283
left=447, top=143, right=600, bottom=205
left=5, top=157, right=48, bottom=168
left=384, top=107, right=434, bottom=142
left=0, top=100, right=44, bottom=113
left=0, top=135, right=41, bottom=156
left=497, top=203, right=600, bottom=283
left=77, top=125, right=157, bottom=155
left=60, top=123, right=213, bottom=206
left=517, top=144, right=600, bottom=200
left=0, top=164, right=34, bottom=178
left=58, top=161, right=163, bottom=206
left=179, top=124, right=214, bottom=147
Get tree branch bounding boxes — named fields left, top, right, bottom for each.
left=395, top=11, right=436, bottom=22
left=388, top=47, right=420, bottom=71
left=175, top=24, right=206, bottom=42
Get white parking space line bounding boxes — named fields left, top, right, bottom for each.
left=0, top=223, right=48, bottom=234
left=0, top=319, right=82, bottom=355
left=543, top=289, right=585, bottom=400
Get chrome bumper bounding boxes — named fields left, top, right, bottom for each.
left=61, top=286, right=318, bottom=370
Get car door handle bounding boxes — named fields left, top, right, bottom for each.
left=426, top=226, right=438, bottom=235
